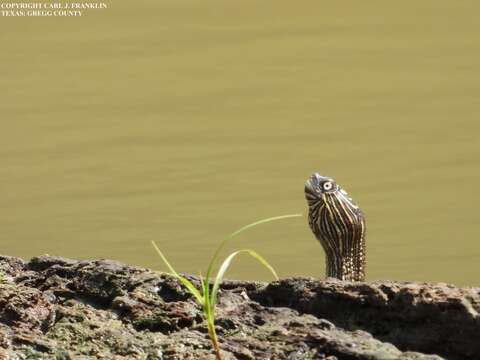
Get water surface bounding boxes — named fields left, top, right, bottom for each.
left=1, top=1, right=479, bottom=285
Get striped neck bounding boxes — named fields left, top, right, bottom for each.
left=308, top=190, right=366, bottom=282
left=325, top=247, right=365, bottom=281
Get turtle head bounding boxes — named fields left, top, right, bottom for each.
left=305, top=173, right=337, bottom=205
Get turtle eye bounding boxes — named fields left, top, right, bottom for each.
left=322, top=181, right=333, bottom=191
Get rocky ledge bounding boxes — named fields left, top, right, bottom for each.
left=0, top=256, right=478, bottom=360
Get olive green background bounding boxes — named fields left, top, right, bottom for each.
left=1, top=1, right=479, bottom=285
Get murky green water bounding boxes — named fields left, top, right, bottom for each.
left=1, top=1, right=479, bottom=286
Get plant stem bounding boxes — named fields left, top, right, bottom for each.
left=208, top=322, right=222, bottom=360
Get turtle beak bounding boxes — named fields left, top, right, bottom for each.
left=305, top=179, right=314, bottom=192
left=305, top=174, right=321, bottom=198
left=309, top=173, right=321, bottom=187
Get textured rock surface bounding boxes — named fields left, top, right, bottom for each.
left=0, top=256, right=476, bottom=359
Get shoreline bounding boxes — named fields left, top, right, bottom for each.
left=1, top=255, right=478, bottom=359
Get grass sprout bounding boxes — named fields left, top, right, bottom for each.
left=151, top=214, right=302, bottom=360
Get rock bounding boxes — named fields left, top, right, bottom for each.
left=0, top=256, right=474, bottom=359
left=252, top=277, right=480, bottom=359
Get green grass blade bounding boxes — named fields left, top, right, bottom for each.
left=210, top=249, right=278, bottom=312
left=228, top=214, right=303, bottom=239
left=199, top=272, right=207, bottom=298
left=202, top=279, right=215, bottom=324
left=151, top=241, right=204, bottom=304
left=200, top=276, right=213, bottom=322
left=242, top=249, right=279, bottom=281
left=205, top=214, right=302, bottom=281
